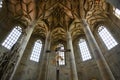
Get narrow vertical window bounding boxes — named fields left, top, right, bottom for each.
left=79, top=39, right=92, bottom=61
left=57, top=44, right=65, bottom=65
left=0, top=1, right=2, bottom=8
left=113, top=8, right=120, bottom=19
left=30, top=40, right=42, bottom=62
left=98, top=26, right=118, bottom=50
left=2, top=26, right=22, bottom=49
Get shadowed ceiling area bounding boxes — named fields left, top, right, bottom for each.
left=2, top=0, right=110, bottom=43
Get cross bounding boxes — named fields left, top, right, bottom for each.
left=46, top=46, right=71, bottom=80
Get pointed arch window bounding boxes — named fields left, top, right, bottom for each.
left=2, top=26, right=22, bottom=49
left=58, top=44, right=65, bottom=65
left=30, top=40, right=42, bottom=62
left=113, top=8, right=120, bottom=19
left=98, top=25, right=118, bottom=50
left=79, top=39, right=92, bottom=61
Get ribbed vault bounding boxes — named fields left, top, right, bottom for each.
left=2, top=0, right=111, bottom=42
left=51, top=27, right=66, bottom=43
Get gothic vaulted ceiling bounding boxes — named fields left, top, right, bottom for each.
left=2, top=0, right=110, bottom=43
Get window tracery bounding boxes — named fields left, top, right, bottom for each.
left=98, top=25, right=118, bottom=50
left=30, top=40, right=42, bottom=62
left=79, top=39, right=92, bottom=61
left=2, top=26, right=22, bottom=49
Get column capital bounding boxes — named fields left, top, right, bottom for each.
left=82, top=19, right=89, bottom=27
left=67, top=31, right=72, bottom=40
left=46, top=31, right=51, bottom=41
left=22, top=29, right=27, bottom=36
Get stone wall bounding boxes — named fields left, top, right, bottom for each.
left=46, top=44, right=72, bottom=80
left=12, top=35, right=43, bottom=80
left=93, top=15, right=120, bottom=80
left=73, top=15, right=120, bottom=80
left=0, top=23, right=12, bottom=55
left=73, top=43, right=102, bottom=80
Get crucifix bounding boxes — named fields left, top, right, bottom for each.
left=46, top=44, right=70, bottom=80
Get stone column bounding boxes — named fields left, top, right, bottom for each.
left=38, top=31, right=51, bottom=80
left=10, top=22, right=36, bottom=80
left=82, top=20, right=115, bottom=80
left=67, top=31, right=78, bottom=80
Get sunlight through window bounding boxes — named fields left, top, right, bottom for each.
left=30, top=40, right=42, bottom=62
left=0, top=1, right=2, bottom=8
left=2, top=26, right=22, bottom=49
left=98, top=26, right=118, bottom=50
left=58, top=44, right=65, bottom=65
left=114, top=8, right=120, bottom=19
left=79, top=39, right=92, bottom=61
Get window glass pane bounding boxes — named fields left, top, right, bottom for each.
left=79, top=39, right=92, bottom=61
left=98, top=26, right=118, bottom=50
left=113, top=8, right=120, bottom=19
left=2, top=26, right=22, bottom=49
left=0, top=1, right=2, bottom=8
left=57, top=44, right=65, bottom=65
left=30, top=40, right=42, bottom=62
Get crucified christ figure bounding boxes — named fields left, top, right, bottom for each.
left=50, top=45, right=70, bottom=80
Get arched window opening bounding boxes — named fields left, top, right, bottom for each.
left=30, top=40, right=42, bottom=62
left=98, top=25, right=118, bottom=50
left=79, top=39, right=92, bottom=61
left=113, top=8, right=120, bottom=19
left=57, top=44, right=65, bottom=65
left=0, top=1, right=2, bottom=8
left=2, top=26, right=22, bottom=49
